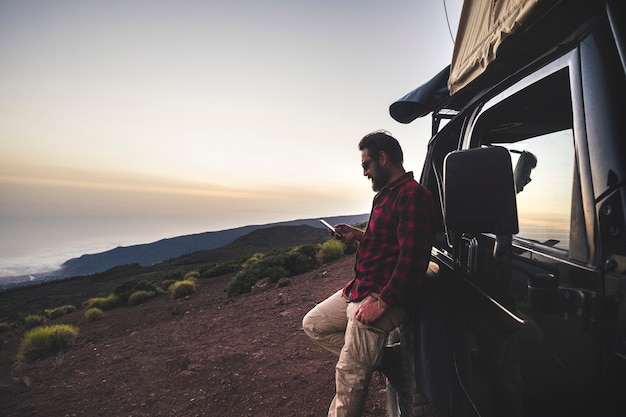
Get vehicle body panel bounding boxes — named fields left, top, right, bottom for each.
left=388, top=1, right=626, bottom=416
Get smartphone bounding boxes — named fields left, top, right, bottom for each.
left=319, top=219, right=342, bottom=238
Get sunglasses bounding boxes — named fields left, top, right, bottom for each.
left=361, top=158, right=375, bottom=171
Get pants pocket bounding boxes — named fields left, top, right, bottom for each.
left=345, top=318, right=387, bottom=367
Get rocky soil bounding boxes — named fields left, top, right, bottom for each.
left=0, top=255, right=388, bottom=417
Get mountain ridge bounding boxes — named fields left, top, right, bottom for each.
left=3, top=214, right=368, bottom=285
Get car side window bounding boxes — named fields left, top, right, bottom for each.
left=470, top=67, right=576, bottom=252
left=501, top=132, right=574, bottom=250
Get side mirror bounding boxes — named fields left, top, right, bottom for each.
left=444, top=147, right=519, bottom=234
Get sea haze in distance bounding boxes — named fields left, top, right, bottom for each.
left=0, top=213, right=368, bottom=282
left=0, top=214, right=246, bottom=278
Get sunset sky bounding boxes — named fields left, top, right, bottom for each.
left=0, top=0, right=462, bottom=276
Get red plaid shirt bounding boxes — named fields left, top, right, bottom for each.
left=343, top=172, right=433, bottom=307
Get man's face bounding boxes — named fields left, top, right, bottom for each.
left=361, top=149, right=389, bottom=192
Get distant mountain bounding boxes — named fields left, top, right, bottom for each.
left=59, top=214, right=368, bottom=277
left=167, top=224, right=331, bottom=267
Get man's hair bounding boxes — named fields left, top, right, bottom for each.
left=358, top=130, right=404, bottom=163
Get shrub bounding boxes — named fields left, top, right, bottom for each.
left=114, top=279, right=163, bottom=304
left=164, top=271, right=184, bottom=281
left=226, top=248, right=320, bottom=297
left=85, top=308, right=104, bottom=322
left=0, top=322, right=12, bottom=333
left=296, top=244, right=319, bottom=261
left=160, top=279, right=177, bottom=291
left=225, top=253, right=289, bottom=297
left=262, top=265, right=289, bottom=282
left=226, top=256, right=277, bottom=297
left=184, top=271, right=200, bottom=281
left=169, top=280, right=196, bottom=299
left=24, top=314, right=45, bottom=328
left=45, top=305, right=77, bottom=319
left=114, top=280, right=138, bottom=304
left=225, top=272, right=259, bottom=298
left=242, top=253, right=264, bottom=268
left=83, top=294, right=119, bottom=311
left=282, top=250, right=317, bottom=276
left=132, top=280, right=161, bottom=294
left=128, top=290, right=154, bottom=306
left=201, top=262, right=241, bottom=278
left=317, top=239, right=345, bottom=263
left=17, top=324, right=79, bottom=362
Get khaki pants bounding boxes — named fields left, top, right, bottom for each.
left=302, top=290, right=407, bottom=417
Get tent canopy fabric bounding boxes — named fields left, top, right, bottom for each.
left=448, top=0, right=542, bottom=94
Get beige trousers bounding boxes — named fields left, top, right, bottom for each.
left=302, top=290, right=407, bottom=417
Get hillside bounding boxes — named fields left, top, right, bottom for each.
left=168, top=224, right=335, bottom=266
left=58, top=214, right=369, bottom=277
left=0, top=255, right=388, bottom=416
left=0, top=224, right=336, bottom=322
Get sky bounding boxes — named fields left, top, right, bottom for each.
left=0, top=0, right=463, bottom=277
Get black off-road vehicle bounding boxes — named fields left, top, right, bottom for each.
left=385, top=0, right=625, bottom=416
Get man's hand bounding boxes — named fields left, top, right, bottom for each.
left=354, top=296, right=387, bottom=325
left=334, top=224, right=364, bottom=243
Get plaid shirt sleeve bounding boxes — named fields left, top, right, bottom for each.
left=344, top=173, right=434, bottom=307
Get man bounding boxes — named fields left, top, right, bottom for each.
left=302, top=130, right=434, bottom=417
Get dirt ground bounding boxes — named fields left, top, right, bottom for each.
left=0, top=256, right=388, bottom=417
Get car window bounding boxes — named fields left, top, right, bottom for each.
left=501, top=132, right=574, bottom=250
left=470, top=67, right=576, bottom=252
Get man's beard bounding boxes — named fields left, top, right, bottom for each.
left=370, top=165, right=390, bottom=192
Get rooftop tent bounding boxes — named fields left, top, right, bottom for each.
left=390, top=0, right=545, bottom=124
left=390, top=0, right=592, bottom=123
left=448, top=0, right=542, bottom=94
